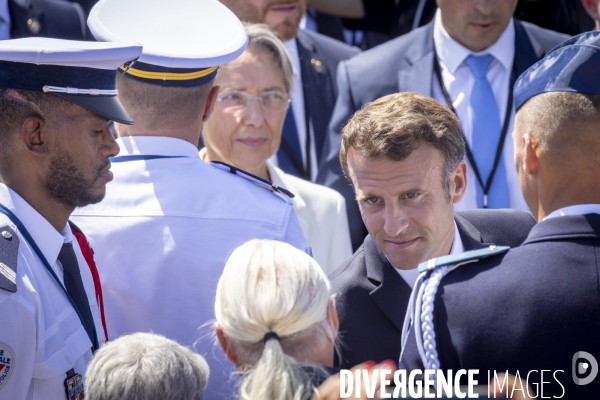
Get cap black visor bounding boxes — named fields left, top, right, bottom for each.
left=54, top=93, right=134, bottom=125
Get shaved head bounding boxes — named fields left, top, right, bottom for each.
left=516, top=92, right=600, bottom=166
left=514, top=92, right=600, bottom=219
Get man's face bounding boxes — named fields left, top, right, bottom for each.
left=45, top=105, right=119, bottom=208
left=220, top=0, right=306, bottom=41
left=437, top=0, right=518, bottom=52
left=347, top=144, right=466, bottom=270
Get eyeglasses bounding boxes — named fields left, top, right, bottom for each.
left=216, top=90, right=290, bottom=113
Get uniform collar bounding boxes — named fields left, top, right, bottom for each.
left=116, top=136, right=201, bottom=159
left=266, top=161, right=306, bottom=210
left=0, top=183, right=73, bottom=268
left=543, top=204, right=600, bottom=220
left=433, top=9, right=515, bottom=74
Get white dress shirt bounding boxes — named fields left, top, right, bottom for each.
left=544, top=204, right=600, bottom=220
left=0, top=184, right=104, bottom=400
left=72, top=136, right=307, bottom=400
left=395, top=222, right=464, bottom=288
left=0, top=0, right=10, bottom=40
left=432, top=10, right=528, bottom=212
left=268, top=39, right=318, bottom=181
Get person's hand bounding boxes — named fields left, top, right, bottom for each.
left=491, top=373, right=533, bottom=400
left=313, top=360, right=396, bottom=400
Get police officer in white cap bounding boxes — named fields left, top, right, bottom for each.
left=0, top=38, right=142, bottom=400
left=72, top=0, right=308, bottom=398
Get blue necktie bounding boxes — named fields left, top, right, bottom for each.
left=277, top=104, right=305, bottom=178
left=464, top=55, right=510, bottom=208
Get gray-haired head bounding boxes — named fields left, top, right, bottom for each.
left=86, top=332, right=209, bottom=400
left=244, top=23, right=294, bottom=94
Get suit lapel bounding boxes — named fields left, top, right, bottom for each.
left=397, top=22, right=435, bottom=96
left=454, top=214, right=493, bottom=250
left=513, top=20, right=542, bottom=77
left=364, top=236, right=413, bottom=332
left=296, top=32, right=334, bottom=163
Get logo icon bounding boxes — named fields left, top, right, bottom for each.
left=572, top=351, right=598, bottom=385
left=0, top=344, right=14, bottom=390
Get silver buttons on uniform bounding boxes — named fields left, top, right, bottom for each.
left=2, top=231, right=12, bottom=240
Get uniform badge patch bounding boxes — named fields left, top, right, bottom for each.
left=0, top=344, right=14, bottom=390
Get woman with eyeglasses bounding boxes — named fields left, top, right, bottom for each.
left=201, top=23, right=352, bottom=274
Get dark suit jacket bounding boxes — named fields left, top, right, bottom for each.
left=9, top=0, right=87, bottom=40
left=276, top=29, right=360, bottom=180
left=329, top=209, right=536, bottom=369
left=317, top=20, right=569, bottom=251
left=400, top=213, right=600, bottom=398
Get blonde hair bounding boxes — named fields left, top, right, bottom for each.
left=215, top=239, right=335, bottom=400
left=245, top=23, right=294, bottom=93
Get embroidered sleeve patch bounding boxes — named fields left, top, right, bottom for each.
left=0, top=344, right=14, bottom=390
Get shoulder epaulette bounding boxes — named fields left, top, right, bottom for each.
left=417, top=245, right=509, bottom=273
left=211, top=161, right=295, bottom=201
left=0, top=224, right=19, bottom=293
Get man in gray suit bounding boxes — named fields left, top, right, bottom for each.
left=318, top=0, right=569, bottom=250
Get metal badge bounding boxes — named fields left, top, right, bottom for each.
left=1, top=231, right=11, bottom=240
left=310, top=58, right=324, bottom=74
left=64, top=369, right=85, bottom=400
left=27, top=18, right=41, bottom=35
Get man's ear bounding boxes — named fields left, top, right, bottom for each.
left=450, top=160, right=467, bottom=204
left=20, top=116, right=49, bottom=155
left=202, top=85, right=220, bottom=122
left=581, top=0, right=600, bottom=21
left=215, top=323, right=238, bottom=364
left=522, top=134, right=539, bottom=177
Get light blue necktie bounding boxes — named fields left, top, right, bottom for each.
left=0, top=0, right=10, bottom=41
left=464, top=55, right=510, bottom=208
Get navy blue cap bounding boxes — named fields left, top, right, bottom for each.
left=0, top=37, right=142, bottom=124
left=515, top=31, right=600, bottom=111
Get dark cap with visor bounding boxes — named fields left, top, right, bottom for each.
left=0, top=37, right=142, bottom=124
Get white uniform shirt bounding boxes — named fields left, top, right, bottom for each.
left=72, top=136, right=308, bottom=399
left=432, top=10, right=528, bottom=211
left=395, top=221, right=464, bottom=288
left=0, top=184, right=103, bottom=400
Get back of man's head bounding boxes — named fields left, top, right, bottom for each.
left=116, top=74, right=214, bottom=134
left=517, top=92, right=600, bottom=163
left=514, top=92, right=600, bottom=218
left=86, top=332, right=209, bottom=400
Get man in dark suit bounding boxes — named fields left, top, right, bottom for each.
left=4, top=0, right=88, bottom=40
left=330, top=91, right=536, bottom=369
left=400, top=32, right=600, bottom=398
left=318, top=0, right=569, bottom=250
left=218, top=0, right=359, bottom=184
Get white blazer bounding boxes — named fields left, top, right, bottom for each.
left=266, top=161, right=353, bottom=274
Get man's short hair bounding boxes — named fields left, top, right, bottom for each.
left=340, top=92, right=465, bottom=196
left=116, top=74, right=213, bottom=130
left=86, top=332, right=209, bottom=400
left=518, top=92, right=600, bottom=157
left=0, top=89, right=71, bottom=156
